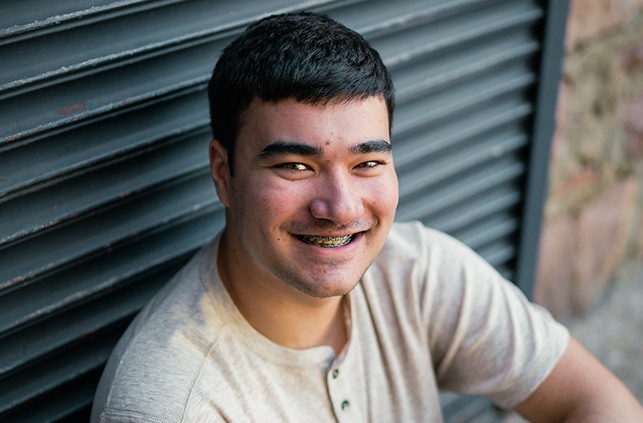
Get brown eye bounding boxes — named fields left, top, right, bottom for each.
left=279, top=163, right=310, bottom=171
left=356, top=161, right=380, bottom=168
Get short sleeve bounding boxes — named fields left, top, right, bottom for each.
left=417, top=226, right=569, bottom=409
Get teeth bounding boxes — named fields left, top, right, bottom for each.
left=298, top=234, right=354, bottom=248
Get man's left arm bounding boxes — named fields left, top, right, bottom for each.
left=514, top=336, right=643, bottom=422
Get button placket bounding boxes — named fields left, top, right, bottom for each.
left=328, top=366, right=352, bottom=419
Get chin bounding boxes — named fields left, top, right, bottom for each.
left=288, top=275, right=361, bottom=298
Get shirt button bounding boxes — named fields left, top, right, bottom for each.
left=332, top=368, right=340, bottom=379
left=341, top=400, right=350, bottom=410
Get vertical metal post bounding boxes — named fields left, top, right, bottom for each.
left=515, top=0, right=570, bottom=297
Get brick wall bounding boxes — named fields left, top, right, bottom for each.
left=534, top=0, right=643, bottom=318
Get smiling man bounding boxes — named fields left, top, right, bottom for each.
left=92, top=12, right=643, bottom=423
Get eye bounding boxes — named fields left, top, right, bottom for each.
left=355, top=160, right=382, bottom=169
left=276, top=162, right=311, bottom=172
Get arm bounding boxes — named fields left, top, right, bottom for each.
left=514, top=337, right=643, bottom=422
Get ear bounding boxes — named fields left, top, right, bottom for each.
left=209, top=139, right=232, bottom=208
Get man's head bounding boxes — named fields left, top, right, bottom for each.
left=208, top=11, right=395, bottom=174
left=208, top=12, right=398, bottom=300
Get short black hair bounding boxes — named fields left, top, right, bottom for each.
left=207, top=11, right=395, bottom=173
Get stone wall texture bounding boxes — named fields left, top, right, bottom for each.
left=535, top=0, right=643, bottom=318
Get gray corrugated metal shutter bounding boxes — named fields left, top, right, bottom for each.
left=0, top=0, right=567, bottom=421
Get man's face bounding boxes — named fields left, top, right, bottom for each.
left=211, top=96, right=398, bottom=299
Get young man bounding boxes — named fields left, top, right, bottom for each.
left=92, top=12, right=643, bottom=422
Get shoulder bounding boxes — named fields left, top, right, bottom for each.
left=380, top=221, right=482, bottom=260
left=359, top=221, right=487, bottom=334
left=372, top=221, right=493, bottom=285
left=92, top=240, right=226, bottom=422
left=364, top=222, right=570, bottom=408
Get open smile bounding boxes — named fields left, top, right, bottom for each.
left=295, top=234, right=355, bottom=248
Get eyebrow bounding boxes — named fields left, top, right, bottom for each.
left=350, top=140, right=392, bottom=155
left=258, top=141, right=322, bottom=159
left=258, top=139, right=392, bottom=160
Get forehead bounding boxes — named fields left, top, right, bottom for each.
left=237, top=96, right=390, bottom=147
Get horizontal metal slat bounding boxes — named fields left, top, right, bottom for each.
left=477, top=241, right=516, bottom=271
left=0, top=0, right=356, bottom=144
left=398, top=129, right=526, bottom=200
left=448, top=210, right=520, bottom=271
left=391, top=27, right=538, bottom=107
left=0, top=128, right=210, bottom=246
left=454, top=209, right=519, bottom=250
left=0, top=88, right=208, bottom=198
left=373, top=0, right=541, bottom=70
left=0, top=211, right=223, bottom=337
left=396, top=158, right=526, bottom=222
left=336, top=0, right=519, bottom=42
left=0, top=0, right=537, bottom=150
left=394, top=95, right=531, bottom=167
left=392, top=65, right=535, bottom=165
left=396, top=92, right=531, bottom=194
left=1, top=370, right=99, bottom=423
left=497, top=267, right=514, bottom=281
left=338, top=0, right=536, bottom=135
left=0, top=0, right=340, bottom=91
left=441, top=393, right=494, bottom=423
left=429, top=188, right=523, bottom=248
left=0, top=50, right=213, bottom=143
left=423, top=185, right=521, bottom=271
left=401, top=112, right=529, bottom=165
left=429, top=185, right=522, bottom=235
left=1, top=1, right=532, bottom=145
left=0, top=1, right=165, bottom=38
left=1, top=364, right=99, bottom=422
left=0, top=173, right=218, bottom=289
left=0, top=324, right=122, bottom=415
left=402, top=54, right=535, bottom=111
left=0, top=259, right=183, bottom=377
left=329, top=0, right=475, bottom=37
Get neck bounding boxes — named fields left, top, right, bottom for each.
left=217, top=233, right=348, bottom=355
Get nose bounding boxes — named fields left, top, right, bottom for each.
left=309, top=171, right=364, bottom=225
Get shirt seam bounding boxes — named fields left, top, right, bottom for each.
left=101, top=408, right=171, bottom=423
left=180, top=334, right=222, bottom=422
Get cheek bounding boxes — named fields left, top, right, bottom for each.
left=363, top=175, right=399, bottom=214
left=251, top=181, right=307, bottom=221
